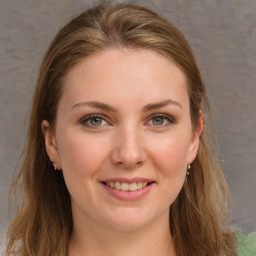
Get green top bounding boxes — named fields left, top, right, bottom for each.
left=236, top=232, right=256, bottom=256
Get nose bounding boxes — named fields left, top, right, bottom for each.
left=110, top=125, right=147, bottom=169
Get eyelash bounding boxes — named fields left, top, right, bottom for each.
left=79, top=113, right=175, bottom=128
left=147, top=113, right=175, bottom=127
left=79, top=114, right=109, bottom=129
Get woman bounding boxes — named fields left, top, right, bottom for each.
left=6, top=2, right=256, bottom=256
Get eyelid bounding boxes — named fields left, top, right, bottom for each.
left=78, top=113, right=175, bottom=128
left=79, top=113, right=110, bottom=128
left=146, top=113, right=175, bottom=125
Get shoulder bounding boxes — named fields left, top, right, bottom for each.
left=236, top=231, right=256, bottom=256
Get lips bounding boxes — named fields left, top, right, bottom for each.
left=100, top=178, right=155, bottom=200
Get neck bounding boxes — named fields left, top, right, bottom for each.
left=69, top=211, right=175, bottom=256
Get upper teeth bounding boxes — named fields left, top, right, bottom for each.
left=106, top=182, right=148, bottom=191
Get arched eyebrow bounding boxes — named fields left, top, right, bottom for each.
left=142, top=99, right=183, bottom=111
left=71, top=99, right=182, bottom=112
left=72, top=101, right=117, bottom=112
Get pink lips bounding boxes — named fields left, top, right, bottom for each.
left=100, top=178, right=155, bottom=201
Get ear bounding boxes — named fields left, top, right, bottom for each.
left=187, top=112, right=203, bottom=164
left=41, top=120, right=61, bottom=169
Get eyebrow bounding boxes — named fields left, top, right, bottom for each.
left=142, top=99, right=183, bottom=111
left=71, top=101, right=117, bottom=112
left=71, top=99, right=182, bottom=112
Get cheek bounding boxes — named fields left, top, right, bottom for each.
left=57, top=131, right=109, bottom=185
left=149, top=134, right=189, bottom=170
left=147, top=134, right=189, bottom=192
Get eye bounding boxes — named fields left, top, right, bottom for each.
left=90, top=117, right=104, bottom=126
left=80, top=114, right=108, bottom=128
left=148, top=114, right=174, bottom=126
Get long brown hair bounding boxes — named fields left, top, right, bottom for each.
left=6, top=3, right=235, bottom=255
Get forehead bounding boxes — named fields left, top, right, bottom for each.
left=60, top=48, right=189, bottom=111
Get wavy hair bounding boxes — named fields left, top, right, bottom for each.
left=6, top=3, right=235, bottom=255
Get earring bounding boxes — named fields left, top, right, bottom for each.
left=186, top=164, right=191, bottom=180
left=53, top=161, right=58, bottom=171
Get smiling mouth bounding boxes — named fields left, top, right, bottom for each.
left=101, top=181, right=155, bottom=192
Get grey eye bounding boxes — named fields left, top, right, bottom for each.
left=148, top=114, right=174, bottom=127
left=90, top=117, right=103, bottom=126
left=152, top=116, right=164, bottom=125
left=80, top=114, right=108, bottom=128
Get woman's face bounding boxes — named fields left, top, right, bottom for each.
left=43, top=48, right=201, bottom=231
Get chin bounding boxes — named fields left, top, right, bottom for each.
left=101, top=207, right=157, bottom=231
left=106, top=218, right=149, bottom=231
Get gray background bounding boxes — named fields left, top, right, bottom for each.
left=0, top=0, right=255, bottom=242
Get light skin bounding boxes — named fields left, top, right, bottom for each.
left=42, top=48, right=202, bottom=256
